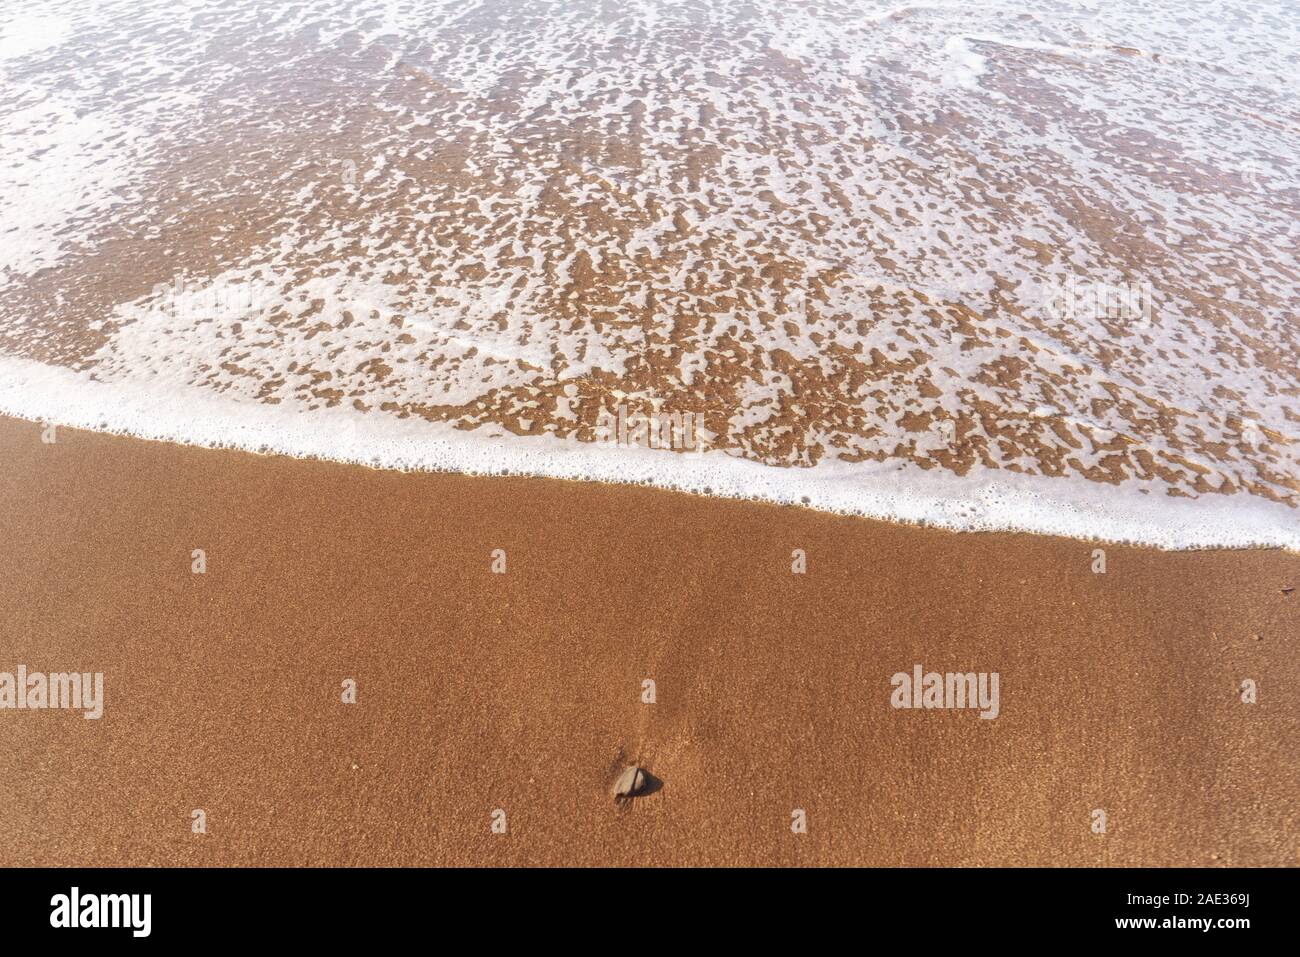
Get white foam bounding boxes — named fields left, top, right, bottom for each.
left=942, top=37, right=989, bottom=90
left=1, top=355, right=1295, bottom=550
left=0, top=13, right=71, bottom=62
left=1, top=0, right=1296, bottom=550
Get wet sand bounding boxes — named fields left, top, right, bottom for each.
left=0, top=414, right=1295, bottom=866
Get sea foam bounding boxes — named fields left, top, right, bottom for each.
left=2, top=354, right=1295, bottom=550
left=0, top=0, right=1296, bottom=549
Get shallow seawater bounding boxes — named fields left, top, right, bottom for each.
left=0, top=0, right=1296, bottom=546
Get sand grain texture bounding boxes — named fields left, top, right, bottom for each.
left=0, top=416, right=1295, bottom=866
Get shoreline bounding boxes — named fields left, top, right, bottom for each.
left=2, top=359, right=1297, bottom=553
left=0, top=414, right=1296, bottom=866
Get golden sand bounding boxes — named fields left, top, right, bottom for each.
left=0, top=416, right=1294, bottom=866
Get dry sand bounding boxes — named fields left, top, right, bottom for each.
left=0, top=414, right=1295, bottom=866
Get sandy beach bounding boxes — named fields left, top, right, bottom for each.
left=0, top=414, right=1294, bottom=867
